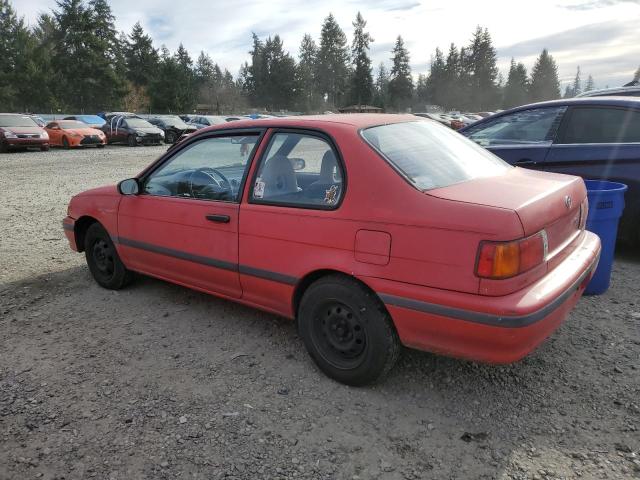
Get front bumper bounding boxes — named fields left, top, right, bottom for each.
left=5, top=137, right=49, bottom=148
left=63, top=216, right=78, bottom=251
left=361, top=230, right=601, bottom=364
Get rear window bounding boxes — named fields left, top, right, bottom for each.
left=361, top=121, right=510, bottom=190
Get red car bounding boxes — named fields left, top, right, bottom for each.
left=0, top=113, right=50, bottom=152
left=45, top=120, right=107, bottom=148
left=63, top=115, right=601, bottom=385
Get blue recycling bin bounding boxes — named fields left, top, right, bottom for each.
left=584, top=180, right=628, bottom=295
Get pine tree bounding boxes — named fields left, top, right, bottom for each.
left=563, top=84, right=574, bottom=98
left=0, top=0, right=32, bottom=110
left=425, top=48, right=446, bottom=108
left=262, top=35, right=297, bottom=110
left=634, top=65, right=640, bottom=82
left=245, top=33, right=266, bottom=107
left=296, top=34, right=320, bottom=112
left=503, top=59, right=529, bottom=108
left=415, top=74, right=428, bottom=109
left=388, top=36, right=413, bottom=111
left=584, top=74, right=595, bottom=92
left=529, top=49, right=561, bottom=102
left=317, top=13, right=350, bottom=108
left=373, top=62, right=389, bottom=109
left=349, top=12, right=373, bottom=106
left=125, top=22, right=158, bottom=87
left=466, top=27, right=499, bottom=110
left=442, top=43, right=460, bottom=109
left=571, top=66, right=582, bottom=97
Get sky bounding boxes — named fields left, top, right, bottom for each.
left=17, top=0, right=640, bottom=89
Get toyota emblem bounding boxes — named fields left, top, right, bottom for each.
left=564, top=195, right=572, bottom=209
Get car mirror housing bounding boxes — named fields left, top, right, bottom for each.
left=118, top=178, right=140, bottom=195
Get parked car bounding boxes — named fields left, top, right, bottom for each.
left=45, top=120, right=106, bottom=148
left=187, top=115, right=236, bottom=129
left=476, top=112, right=495, bottom=118
left=63, top=115, right=107, bottom=129
left=413, top=113, right=451, bottom=127
left=576, top=85, right=640, bottom=98
left=101, top=113, right=164, bottom=146
left=27, top=114, right=46, bottom=127
left=460, top=97, right=640, bottom=243
left=63, top=114, right=600, bottom=385
left=143, top=115, right=197, bottom=144
left=0, top=113, right=49, bottom=152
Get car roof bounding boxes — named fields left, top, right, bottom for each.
left=459, top=97, right=640, bottom=132
left=576, top=86, right=640, bottom=97
left=196, top=114, right=418, bottom=133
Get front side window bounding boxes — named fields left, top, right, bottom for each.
left=251, top=132, right=343, bottom=208
left=560, top=107, right=640, bottom=144
left=464, top=107, right=566, bottom=147
left=143, top=135, right=259, bottom=201
left=362, top=120, right=510, bottom=191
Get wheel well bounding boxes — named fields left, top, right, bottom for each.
left=74, top=216, right=99, bottom=252
left=292, top=269, right=385, bottom=319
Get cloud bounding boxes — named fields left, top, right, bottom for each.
left=561, top=0, right=640, bottom=10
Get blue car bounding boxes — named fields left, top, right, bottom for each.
left=460, top=97, right=640, bottom=243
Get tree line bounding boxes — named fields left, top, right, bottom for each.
left=1, top=0, right=635, bottom=114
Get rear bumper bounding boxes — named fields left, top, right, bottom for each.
left=361, top=231, right=601, bottom=363
left=63, top=217, right=78, bottom=251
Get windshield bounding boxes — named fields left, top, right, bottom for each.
left=125, top=118, right=154, bottom=128
left=0, top=114, right=37, bottom=128
left=59, top=121, right=89, bottom=130
left=362, top=121, right=510, bottom=191
left=158, top=116, right=188, bottom=128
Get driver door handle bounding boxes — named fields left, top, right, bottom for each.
left=515, top=158, right=536, bottom=166
left=206, top=214, right=230, bottom=223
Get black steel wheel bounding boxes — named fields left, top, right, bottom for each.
left=84, top=222, right=133, bottom=289
left=298, top=275, right=400, bottom=386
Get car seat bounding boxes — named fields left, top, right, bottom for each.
left=262, top=155, right=299, bottom=198
left=306, top=150, right=341, bottom=201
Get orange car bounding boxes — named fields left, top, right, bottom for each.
left=45, top=120, right=106, bottom=148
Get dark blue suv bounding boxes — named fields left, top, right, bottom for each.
left=460, top=97, right=640, bottom=243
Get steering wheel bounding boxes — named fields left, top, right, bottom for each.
left=188, top=168, right=232, bottom=199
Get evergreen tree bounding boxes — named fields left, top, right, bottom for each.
left=148, top=45, right=195, bottom=113
left=634, top=65, right=640, bottom=82
left=425, top=48, right=446, bottom=108
left=262, top=35, right=298, bottom=110
left=415, top=73, right=428, bottom=108
left=388, top=36, right=413, bottom=111
left=317, top=13, right=350, bottom=108
left=466, top=27, right=499, bottom=110
left=503, top=59, right=529, bottom=108
left=296, top=34, right=321, bottom=112
left=571, top=66, right=582, bottom=97
left=584, top=74, right=595, bottom=92
left=0, top=0, right=29, bottom=110
left=349, top=12, right=373, bottom=106
left=372, top=62, right=389, bottom=110
left=529, top=49, right=561, bottom=102
left=125, top=22, right=158, bottom=87
left=245, top=33, right=266, bottom=107
left=563, top=84, right=574, bottom=98
left=442, top=43, right=460, bottom=109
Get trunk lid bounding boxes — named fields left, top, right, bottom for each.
left=428, top=167, right=585, bottom=255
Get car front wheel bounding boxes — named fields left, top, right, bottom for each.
left=84, top=223, right=133, bottom=289
left=127, top=135, right=137, bottom=147
left=298, top=275, right=400, bottom=386
left=165, top=131, right=176, bottom=144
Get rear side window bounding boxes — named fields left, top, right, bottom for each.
left=251, top=132, right=343, bottom=208
left=362, top=121, right=510, bottom=191
left=464, top=107, right=566, bottom=146
left=560, top=107, right=640, bottom=144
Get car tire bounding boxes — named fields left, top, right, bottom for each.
left=96, top=144, right=105, bottom=149
left=40, top=145, right=50, bottom=152
left=165, top=131, right=176, bottom=144
left=84, top=222, right=133, bottom=290
left=298, top=275, right=400, bottom=386
left=0, top=141, right=8, bottom=153
left=62, top=137, right=70, bottom=149
left=127, top=135, right=137, bottom=147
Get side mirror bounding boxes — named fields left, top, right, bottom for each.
left=118, top=178, right=140, bottom=195
left=291, top=158, right=306, bottom=171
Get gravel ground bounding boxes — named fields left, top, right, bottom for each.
left=1, top=146, right=639, bottom=480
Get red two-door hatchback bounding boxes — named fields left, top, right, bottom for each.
left=63, top=115, right=601, bottom=385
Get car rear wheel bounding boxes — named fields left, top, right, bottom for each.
left=127, top=135, right=137, bottom=147
left=62, top=137, right=70, bottom=149
left=298, top=275, right=400, bottom=386
left=84, top=223, right=133, bottom=290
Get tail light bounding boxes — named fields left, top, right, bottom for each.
left=476, top=230, right=548, bottom=279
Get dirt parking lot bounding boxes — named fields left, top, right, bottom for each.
left=1, top=146, right=639, bottom=480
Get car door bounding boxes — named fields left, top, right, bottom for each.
left=543, top=105, right=640, bottom=184
left=463, top=106, right=567, bottom=168
left=117, top=131, right=263, bottom=298
left=239, top=130, right=346, bottom=314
